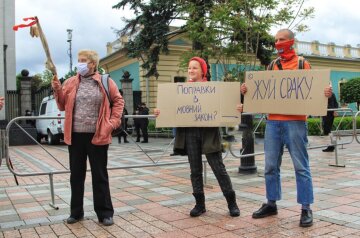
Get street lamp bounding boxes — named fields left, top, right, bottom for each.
left=66, top=29, right=73, bottom=73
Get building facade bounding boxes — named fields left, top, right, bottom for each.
left=100, top=34, right=360, bottom=113
left=0, top=0, right=16, bottom=121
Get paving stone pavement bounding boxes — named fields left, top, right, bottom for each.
left=1, top=134, right=360, bottom=237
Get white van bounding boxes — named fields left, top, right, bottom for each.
left=35, top=95, right=65, bottom=145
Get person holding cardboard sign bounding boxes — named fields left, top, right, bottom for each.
left=154, top=57, right=240, bottom=217
left=241, top=29, right=332, bottom=227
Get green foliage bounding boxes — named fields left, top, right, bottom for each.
left=113, top=0, right=179, bottom=78
left=98, top=67, right=106, bottom=74
left=148, top=120, right=156, bottom=131
left=40, top=70, right=54, bottom=87
left=308, top=117, right=360, bottom=135
left=307, top=118, right=322, bottom=136
left=148, top=116, right=360, bottom=137
left=32, top=74, right=43, bottom=90
left=16, top=70, right=54, bottom=91
left=340, top=78, right=360, bottom=108
left=16, top=73, right=21, bottom=91
left=333, top=116, right=360, bottom=131
left=114, top=0, right=314, bottom=79
left=254, top=116, right=360, bottom=137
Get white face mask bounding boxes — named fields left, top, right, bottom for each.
left=77, top=62, right=89, bottom=76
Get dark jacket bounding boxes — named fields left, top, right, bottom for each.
left=326, top=93, right=339, bottom=117
left=121, top=108, right=128, bottom=130
left=173, top=127, right=222, bottom=155
left=139, top=106, right=149, bottom=125
left=134, top=109, right=140, bottom=126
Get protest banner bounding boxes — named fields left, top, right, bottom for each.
left=156, top=82, right=241, bottom=127
left=244, top=69, right=330, bottom=116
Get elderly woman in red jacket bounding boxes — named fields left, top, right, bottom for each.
left=52, top=49, right=124, bottom=226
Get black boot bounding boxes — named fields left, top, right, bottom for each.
left=224, top=191, right=240, bottom=217
left=190, top=193, right=206, bottom=217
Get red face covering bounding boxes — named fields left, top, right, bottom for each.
left=275, top=39, right=295, bottom=61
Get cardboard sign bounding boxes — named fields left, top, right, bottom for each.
left=244, top=69, right=330, bottom=116
left=156, top=82, right=241, bottom=127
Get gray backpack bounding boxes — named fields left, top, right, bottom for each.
left=101, top=74, right=122, bottom=136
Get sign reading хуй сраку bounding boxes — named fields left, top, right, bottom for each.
left=243, top=69, right=330, bottom=116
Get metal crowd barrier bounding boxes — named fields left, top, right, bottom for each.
left=225, top=108, right=357, bottom=167
left=4, top=109, right=360, bottom=209
left=0, top=130, right=5, bottom=164
left=4, top=115, right=191, bottom=209
left=355, top=111, right=360, bottom=144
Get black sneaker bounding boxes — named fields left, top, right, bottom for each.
left=322, top=146, right=335, bottom=152
left=66, top=215, right=83, bottom=224
left=252, top=203, right=278, bottom=219
left=300, top=209, right=313, bottom=227
left=101, top=217, right=114, bottom=226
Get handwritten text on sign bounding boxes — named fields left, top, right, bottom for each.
left=176, top=84, right=218, bottom=122
left=156, top=82, right=241, bottom=127
left=244, top=69, right=330, bottom=116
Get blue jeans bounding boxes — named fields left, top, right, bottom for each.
left=264, top=120, right=314, bottom=205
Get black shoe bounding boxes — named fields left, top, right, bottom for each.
left=136, top=139, right=140, bottom=142
left=100, top=217, right=114, bottom=226
left=170, top=152, right=179, bottom=156
left=300, top=209, right=313, bottom=227
left=141, top=141, right=148, bottom=143
left=124, top=140, right=129, bottom=143
left=252, top=203, right=278, bottom=219
left=322, top=146, right=335, bottom=152
left=190, top=193, right=206, bottom=217
left=66, top=215, right=83, bottom=224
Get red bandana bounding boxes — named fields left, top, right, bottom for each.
left=275, top=39, right=296, bottom=61
left=13, top=17, right=37, bottom=31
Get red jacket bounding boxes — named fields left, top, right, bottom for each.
left=52, top=73, right=124, bottom=145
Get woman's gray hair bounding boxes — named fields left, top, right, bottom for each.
left=78, top=50, right=99, bottom=69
